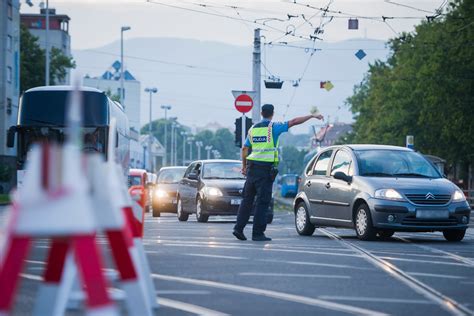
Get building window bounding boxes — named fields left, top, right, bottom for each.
left=7, top=35, right=12, bottom=51
left=7, top=67, right=13, bottom=83
left=6, top=98, right=12, bottom=115
left=8, top=3, right=13, bottom=20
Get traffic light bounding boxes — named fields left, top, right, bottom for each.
left=234, top=117, right=253, bottom=147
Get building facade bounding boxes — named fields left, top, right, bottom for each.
left=21, top=7, right=71, bottom=84
left=0, top=0, right=21, bottom=193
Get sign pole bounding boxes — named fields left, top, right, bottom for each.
left=242, top=114, right=246, bottom=149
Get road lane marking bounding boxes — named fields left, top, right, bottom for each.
left=407, top=272, right=466, bottom=280
left=186, top=253, right=247, bottom=260
left=318, top=295, right=430, bottom=304
left=25, top=260, right=46, bottom=265
left=379, top=256, right=471, bottom=267
left=21, top=273, right=43, bottom=281
left=239, top=272, right=351, bottom=279
left=157, top=290, right=211, bottom=295
left=158, top=297, right=229, bottom=316
left=155, top=241, right=362, bottom=258
left=20, top=273, right=226, bottom=315
left=319, top=228, right=474, bottom=316
left=395, top=236, right=474, bottom=268
left=152, top=273, right=388, bottom=316
left=258, top=259, right=374, bottom=270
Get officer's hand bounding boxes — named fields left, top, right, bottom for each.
left=241, top=167, right=247, bottom=176
left=312, top=114, right=324, bottom=120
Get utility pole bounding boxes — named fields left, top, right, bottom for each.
left=171, top=122, right=176, bottom=165
left=145, top=87, right=158, bottom=171
left=120, top=26, right=131, bottom=107
left=161, top=105, right=171, bottom=166
left=181, top=131, right=187, bottom=166
left=45, top=0, right=50, bottom=85
left=195, top=141, right=203, bottom=160
left=188, top=137, right=194, bottom=161
left=205, top=145, right=213, bottom=160
left=252, top=28, right=261, bottom=124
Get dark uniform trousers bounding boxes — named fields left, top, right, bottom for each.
left=234, top=163, right=273, bottom=237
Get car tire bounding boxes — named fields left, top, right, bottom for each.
left=378, top=230, right=394, bottom=239
left=152, top=206, right=161, bottom=218
left=443, top=229, right=465, bottom=242
left=177, top=197, right=189, bottom=222
left=196, top=198, right=209, bottom=223
left=354, top=204, right=377, bottom=241
left=266, top=213, right=274, bottom=224
left=295, top=202, right=315, bottom=236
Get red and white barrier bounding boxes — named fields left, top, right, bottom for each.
left=0, top=86, right=158, bottom=315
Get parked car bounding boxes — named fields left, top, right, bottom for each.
left=128, top=168, right=149, bottom=215
left=280, top=174, right=300, bottom=198
left=294, top=145, right=471, bottom=241
left=177, top=160, right=274, bottom=223
left=152, top=166, right=187, bottom=217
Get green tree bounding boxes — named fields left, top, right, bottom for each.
left=20, top=24, right=76, bottom=92
left=279, top=146, right=308, bottom=175
left=105, top=88, right=121, bottom=102
left=345, top=0, right=474, bottom=181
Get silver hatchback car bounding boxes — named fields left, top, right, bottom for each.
left=294, top=145, right=471, bottom=241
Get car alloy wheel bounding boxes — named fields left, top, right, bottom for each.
left=196, top=198, right=209, bottom=223
left=177, top=197, right=189, bottom=222
left=296, top=207, right=307, bottom=232
left=294, top=202, right=315, bottom=236
left=354, top=204, right=377, bottom=241
left=356, top=209, right=368, bottom=236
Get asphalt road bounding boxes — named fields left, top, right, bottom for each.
left=1, top=206, right=474, bottom=315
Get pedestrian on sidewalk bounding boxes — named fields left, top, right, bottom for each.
left=233, top=104, right=324, bottom=241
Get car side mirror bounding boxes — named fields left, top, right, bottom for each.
left=333, top=171, right=352, bottom=183
left=188, top=172, right=198, bottom=180
left=7, top=126, right=16, bottom=148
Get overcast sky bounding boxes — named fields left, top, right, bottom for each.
left=21, top=0, right=447, bottom=132
left=21, top=0, right=447, bottom=49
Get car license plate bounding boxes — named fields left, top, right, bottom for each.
left=231, top=199, right=242, bottom=205
left=416, top=210, right=449, bottom=219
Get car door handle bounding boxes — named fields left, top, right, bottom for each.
left=306, top=181, right=311, bottom=187
left=325, top=183, right=331, bottom=189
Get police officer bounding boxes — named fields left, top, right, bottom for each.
left=233, top=104, right=324, bottom=241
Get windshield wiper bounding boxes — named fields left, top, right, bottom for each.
left=393, top=173, right=433, bottom=178
left=361, top=172, right=394, bottom=177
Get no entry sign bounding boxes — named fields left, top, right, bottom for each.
left=234, top=94, right=253, bottom=113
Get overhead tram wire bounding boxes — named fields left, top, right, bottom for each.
left=146, top=0, right=313, bottom=41
left=282, top=0, right=334, bottom=120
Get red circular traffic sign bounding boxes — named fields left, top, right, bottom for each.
left=234, top=94, right=253, bottom=113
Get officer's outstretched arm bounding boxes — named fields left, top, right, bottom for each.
left=288, top=113, right=324, bottom=128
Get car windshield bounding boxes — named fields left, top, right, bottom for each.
left=128, top=175, right=142, bottom=187
left=202, top=162, right=245, bottom=180
left=158, top=168, right=186, bottom=184
left=355, top=150, right=441, bottom=178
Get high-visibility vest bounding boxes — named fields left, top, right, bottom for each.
left=247, top=122, right=279, bottom=164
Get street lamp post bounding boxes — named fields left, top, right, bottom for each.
left=45, top=0, right=50, bottom=85
left=195, top=141, right=203, bottom=160
left=145, top=87, right=158, bottom=171
left=188, top=137, right=194, bottom=161
left=120, top=26, right=131, bottom=108
left=181, top=132, right=187, bottom=166
left=205, top=145, right=213, bottom=160
left=161, top=105, right=172, bottom=166
left=171, top=122, right=177, bottom=166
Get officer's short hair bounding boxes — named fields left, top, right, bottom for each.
left=261, top=104, right=274, bottom=118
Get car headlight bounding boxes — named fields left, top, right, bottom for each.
left=452, top=190, right=466, bottom=202
left=204, top=187, right=223, bottom=197
left=154, top=190, right=168, bottom=198
left=374, top=189, right=404, bottom=201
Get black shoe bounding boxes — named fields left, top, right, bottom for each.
left=252, top=234, right=272, bottom=241
left=233, top=230, right=247, bottom=241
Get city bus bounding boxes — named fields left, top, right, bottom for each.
left=7, top=86, right=130, bottom=184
